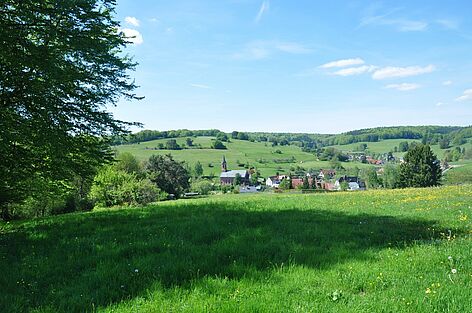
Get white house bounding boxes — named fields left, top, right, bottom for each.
left=266, top=176, right=281, bottom=188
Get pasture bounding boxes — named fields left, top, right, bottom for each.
left=326, top=138, right=472, bottom=160
left=114, top=137, right=372, bottom=177
left=1, top=186, right=472, bottom=312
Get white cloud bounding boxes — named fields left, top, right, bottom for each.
left=372, top=65, right=435, bottom=80
left=320, top=58, right=365, bottom=69
left=358, top=7, right=428, bottom=32
left=233, top=41, right=310, bottom=60
left=120, top=28, right=144, bottom=45
left=442, top=80, right=453, bottom=86
left=190, top=83, right=211, bottom=89
left=392, top=20, right=428, bottom=32
left=125, top=16, right=140, bottom=27
left=436, top=102, right=443, bottom=107
left=385, top=83, right=421, bottom=91
left=456, top=89, right=472, bottom=101
left=332, top=65, right=377, bottom=76
left=255, top=1, right=270, bottom=23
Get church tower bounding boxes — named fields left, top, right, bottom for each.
left=221, top=156, right=228, bottom=172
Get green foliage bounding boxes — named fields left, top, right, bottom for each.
left=302, top=176, right=310, bottom=190
left=191, top=179, right=214, bottom=195
left=364, top=168, right=381, bottom=189
left=233, top=173, right=242, bottom=186
left=116, top=152, right=142, bottom=176
left=0, top=0, right=140, bottom=218
left=439, top=138, right=450, bottom=149
left=279, top=177, right=292, bottom=190
left=398, top=144, right=442, bottom=188
left=398, top=141, right=409, bottom=152
left=339, top=181, right=349, bottom=191
left=165, top=139, right=181, bottom=150
left=216, top=132, right=229, bottom=142
left=194, top=161, right=204, bottom=177
left=90, top=166, right=162, bottom=207
left=185, top=137, right=194, bottom=147
left=382, top=164, right=400, bottom=189
left=145, top=154, right=190, bottom=197
left=250, top=170, right=261, bottom=185
left=212, top=140, right=227, bottom=150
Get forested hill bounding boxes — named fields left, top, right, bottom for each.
left=113, top=125, right=472, bottom=149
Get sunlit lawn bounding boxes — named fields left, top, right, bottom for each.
left=1, top=186, right=472, bottom=312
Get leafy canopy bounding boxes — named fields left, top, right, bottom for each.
left=0, top=0, right=140, bottom=213
left=398, top=144, right=442, bottom=188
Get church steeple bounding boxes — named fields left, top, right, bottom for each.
left=221, top=156, right=227, bottom=172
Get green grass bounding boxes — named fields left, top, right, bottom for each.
left=1, top=186, right=472, bottom=312
left=115, top=137, right=371, bottom=177
left=326, top=138, right=472, bottom=160
left=444, top=162, right=472, bottom=185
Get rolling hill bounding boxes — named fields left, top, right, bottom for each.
left=114, top=136, right=374, bottom=177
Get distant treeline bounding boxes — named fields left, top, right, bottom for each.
left=113, top=126, right=472, bottom=149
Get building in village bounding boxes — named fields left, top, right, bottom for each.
left=318, top=169, right=336, bottom=180
left=334, top=175, right=366, bottom=191
left=219, top=156, right=250, bottom=185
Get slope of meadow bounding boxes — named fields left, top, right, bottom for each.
left=326, top=138, right=472, bottom=160
left=1, top=186, right=472, bottom=312
left=114, top=137, right=371, bottom=177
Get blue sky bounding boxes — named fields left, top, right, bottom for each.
left=112, top=0, right=472, bottom=134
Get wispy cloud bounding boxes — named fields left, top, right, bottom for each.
left=320, top=58, right=365, bottom=69
left=436, top=102, right=443, bottom=107
left=125, top=16, right=140, bottom=27
left=332, top=65, right=377, bottom=76
left=359, top=6, right=427, bottom=32
left=255, top=1, right=270, bottom=23
left=190, top=83, right=212, bottom=89
left=372, top=65, right=435, bottom=80
left=120, top=28, right=144, bottom=45
left=456, top=89, right=472, bottom=101
left=233, top=40, right=311, bottom=60
left=385, top=83, right=421, bottom=91
left=443, top=80, right=453, bottom=86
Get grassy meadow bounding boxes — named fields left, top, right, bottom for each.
left=115, top=136, right=472, bottom=178
left=114, top=137, right=372, bottom=177
left=1, top=186, right=472, bottom=312
left=326, top=138, right=472, bottom=160
left=444, top=163, right=472, bottom=185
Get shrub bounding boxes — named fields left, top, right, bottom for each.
left=90, top=166, right=161, bottom=207
left=191, top=180, right=214, bottom=195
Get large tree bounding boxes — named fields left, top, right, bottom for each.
left=145, top=155, right=190, bottom=197
left=0, top=0, right=140, bottom=218
left=398, top=144, right=442, bottom=188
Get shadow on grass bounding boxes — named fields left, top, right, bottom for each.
left=0, top=201, right=462, bottom=312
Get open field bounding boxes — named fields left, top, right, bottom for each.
left=2, top=186, right=472, bottom=312
left=115, top=137, right=372, bottom=177
left=326, top=138, right=472, bottom=160
left=444, top=163, right=472, bottom=185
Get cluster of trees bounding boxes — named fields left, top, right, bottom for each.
left=1, top=0, right=141, bottom=220
left=91, top=153, right=193, bottom=207
left=112, top=129, right=224, bottom=145
left=150, top=138, right=227, bottom=150
left=362, top=144, right=442, bottom=189
left=115, top=126, right=472, bottom=157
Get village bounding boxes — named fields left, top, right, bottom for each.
left=219, top=155, right=367, bottom=193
